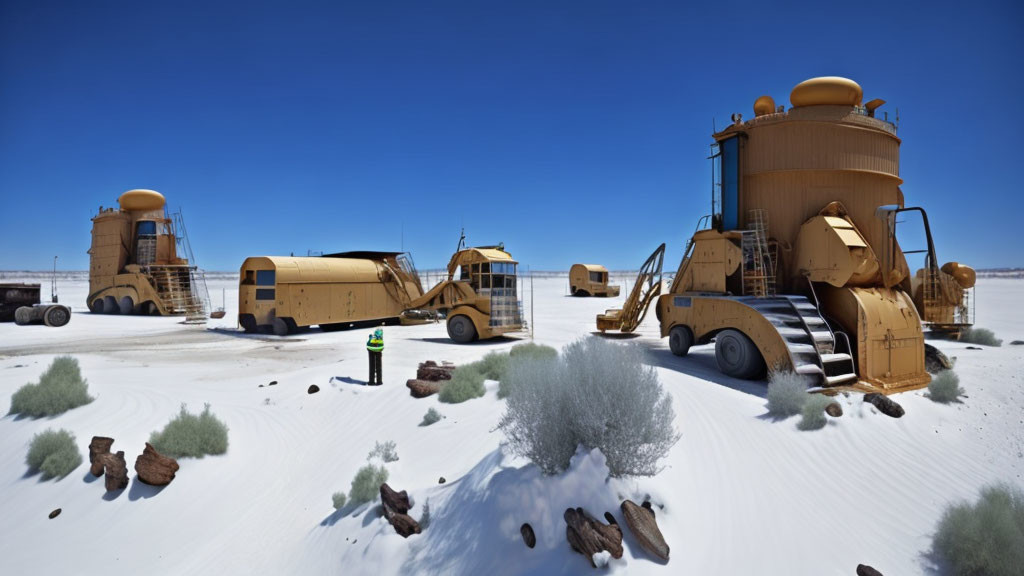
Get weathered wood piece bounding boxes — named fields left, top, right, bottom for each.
left=103, top=451, right=129, bottom=491
left=620, top=500, right=669, bottom=562
left=564, top=507, right=623, bottom=567
left=380, top=483, right=421, bottom=538
left=416, top=361, right=455, bottom=382
left=406, top=379, right=442, bottom=398
left=863, top=393, right=905, bottom=418
left=134, top=442, right=179, bottom=486
left=88, top=436, right=114, bottom=476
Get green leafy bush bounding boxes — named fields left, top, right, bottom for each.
left=420, top=407, right=442, bottom=426
left=26, top=428, right=82, bottom=479
left=509, top=342, right=558, bottom=362
left=332, top=491, right=347, bottom=510
left=470, top=351, right=509, bottom=381
left=149, top=403, right=229, bottom=458
left=368, top=440, right=398, bottom=463
left=349, top=463, right=389, bottom=505
left=929, top=370, right=964, bottom=403
left=932, top=483, right=1024, bottom=576
left=10, top=356, right=93, bottom=418
left=438, top=366, right=486, bottom=404
left=498, top=343, right=559, bottom=399
left=958, top=327, right=1002, bottom=347
left=766, top=371, right=808, bottom=417
left=797, top=394, right=831, bottom=431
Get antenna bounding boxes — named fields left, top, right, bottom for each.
left=51, top=255, right=58, bottom=303
left=455, top=228, right=466, bottom=252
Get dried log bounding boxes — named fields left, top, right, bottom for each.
left=856, top=565, right=884, bottom=576
left=621, top=500, right=669, bottom=562
left=134, top=443, right=179, bottom=486
left=406, top=379, right=441, bottom=398
left=564, top=507, right=623, bottom=567
left=863, top=393, right=905, bottom=418
left=521, top=523, right=536, bottom=549
left=88, top=436, right=114, bottom=477
left=103, top=451, right=129, bottom=491
left=380, top=483, right=421, bottom=538
left=416, top=361, right=455, bottom=382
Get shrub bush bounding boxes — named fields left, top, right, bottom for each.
left=149, top=403, right=229, bottom=459
left=499, top=337, right=679, bottom=477
left=26, top=428, right=82, bottom=479
left=470, top=351, right=510, bottom=381
left=9, top=356, right=93, bottom=418
left=498, top=343, right=560, bottom=399
left=438, top=366, right=486, bottom=404
left=368, top=440, right=399, bottom=463
left=332, top=491, right=347, bottom=510
left=932, top=483, right=1024, bottom=576
left=420, top=407, right=442, bottom=427
left=929, top=370, right=964, bottom=404
left=766, top=371, right=809, bottom=417
left=797, top=394, right=831, bottom=431
left=509, top=342, right=558, bottom=362
left=348, top=463, right=389, bottom=505
left=959, top=327, right=1002, bottom=347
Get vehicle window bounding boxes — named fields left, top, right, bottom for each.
left=256, top=270, right=276, bottom=286
left=255, top=289, right=275, bottom=300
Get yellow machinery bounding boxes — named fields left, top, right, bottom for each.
left=88, top=189, right=209, bottom=320
left=407, top=234, right=524, bottom=343
left=602, top=77, right=975, bottom=394
left=238, top=251, right=426, bottom=336
left=570, top=264, right=621, bottom=297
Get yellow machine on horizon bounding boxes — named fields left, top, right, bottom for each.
left=88, top=189, right=209, bottom=320
left=407, top=233, right=525, bottom=343
left=600, top=77, right=975, bottom=394
left=569, top=264, right=620, bottom=297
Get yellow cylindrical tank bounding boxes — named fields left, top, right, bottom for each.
left=790, top=76, right=863, bottom=108
left=118, top=189, right=166, bottom=212
left=941, top=262, right=977, bottom=288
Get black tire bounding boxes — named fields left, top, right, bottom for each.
left=43, top=305, right=71, bottom=327
left=447, top=315, right=477, bottom=343
left=669, top=325, right=693, bottom=357
left=272, top=317, right=295, bottom=336
left=573, top=288, right=590, bottom=297
left=119, top=296, right=135, bottom=315
left=239, top=314, right=258, bottom=333
left=14, top=306, right=33, bottom=325
left=103, top=296, right=119, bottom=314
left=715, top=329, right=766, bottom=379
left=90, top=299, right=104, bottom=313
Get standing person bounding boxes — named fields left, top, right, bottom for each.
left=366, top=327, right=384, bottom=386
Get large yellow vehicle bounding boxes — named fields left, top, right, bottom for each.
left=407, top=235, right=524, bottom=343
left=602, top=77, right=975, bottom=394
left=570, top=264, right=620, bottom=297
left=238, top=251, right=426, bottom=335
left=88, top=189, right=209, bottom=320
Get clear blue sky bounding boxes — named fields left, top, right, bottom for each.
left=1, top=0, right=1021, bottom=272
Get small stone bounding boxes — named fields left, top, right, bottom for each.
left=308, top=385, right=320, bottom=394
left=438, top=477, right=446, bottom=484
left=857, top=565, right=884, bottom=576
left=49, top=508, right=61, bottom=519
left=863, top=393, right=904, bottom=418
left=825, top=402, right=843, bottom=417
left=966, top=346, right=982, bottom=350
left=521, top=523, right=536, bottom=548
left=269, top=380, right=278, bottom=385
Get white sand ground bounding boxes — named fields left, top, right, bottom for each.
left=0, top=275, right=1021, bottom=575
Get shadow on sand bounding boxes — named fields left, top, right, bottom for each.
left=416, top=336, right=520, bottom=346
left=128, top=477, right=168, bottom=501
left=641, top=343, right=770, bottom=400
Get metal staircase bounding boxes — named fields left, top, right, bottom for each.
left=741, top=295, right=858, bottom=386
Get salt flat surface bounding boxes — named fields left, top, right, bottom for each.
left=0, top=276, right=1021, bottom=575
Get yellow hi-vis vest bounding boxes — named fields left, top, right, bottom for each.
left=367, top=336, right=383, bottom=352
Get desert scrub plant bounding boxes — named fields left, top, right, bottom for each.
left=958, top=327, right=1002, bottom=347
left=438, top=365, right=486, bottom=404
left=497, top=343, right=560, bottom=399
left=9, top=356, right=93, bottom=418
left=765, top=371, right=808, bottom=418
left=149, top=403, right=229, bottom=459
left=368, top=440, right=399, bottom=463
left=420, top=407, right=442, bottom=427
left=932, top=482, right=1024, bottom=576
left=332, top=491, right=347, bottom=510
left=348, top=463, right=389, bottom=505
left=468, top=351, right=510, bottom=381
left=797, top=394, right=832, bottom=431
left=26, top=428, right=82, bottom=479
left=509, top=342, right=558, bottom=362
left=499, top=337, right=679, bottom=477
left=929, top=370, right=964, bottom=404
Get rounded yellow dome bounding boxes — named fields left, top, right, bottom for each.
left=118, top=189, right=165, bottom=211
left=790, top=76, right=863, bottom=108
left=753, top=95, right=776, bottom=117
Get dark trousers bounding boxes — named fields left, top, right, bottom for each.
left=368, top=350, right=382, bottom=385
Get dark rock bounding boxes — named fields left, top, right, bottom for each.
left=438, top=477, right=446, bottom=484
left=416, top=361, right=455, bottom=382
left=49, top=508, right=61, bottom=519
left=380, top=483, right=421, bottom=538
left=641, top=500, right=655, bottom=517
left=564, top=507, right=623, bottom=567
left=269, top=380, right=278, bottom=385
left=1010, top=340, right=1024, bottom=346
left=621, top=499, right=670, bottom=562
left=308, top=384, right=320, bottom=394
left=88, top=436, right=114, bottom=477
left=102, top=451, right=129, bottom=491
left=857, top=564, right=884, bottom=576
left=134, top=443, right=179, bottom=486
left=966, top=346, right=982, bottom=350
left=407, top=379, right=441, bottom=398
left=825, top=402, right=843, bottom=418
left=924, top=343, right=953, bottom=373
left=863, top=393, right=904, bottom=418
left=521, top=523, right=536, bottom=549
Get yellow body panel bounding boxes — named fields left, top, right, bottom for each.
left=569, top=264, right=620, bottom=297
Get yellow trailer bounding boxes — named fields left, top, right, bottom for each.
left=238, top=251, right=425, bottom=336
left=569, top=264, right=620, bottom=297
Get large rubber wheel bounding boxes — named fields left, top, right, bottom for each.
left=669, top=325, right=693, bottom=357
left=715, top=329, right=766, bottom=379
left=447, top=315, right=477, bottom=343
left=118, top=296, right=135, bottom=315
left=272, top=317, right=293, bottom=336
left=572, top=288, right=590, bottom=297
left=14, top=306, right=33, bottom=325
left=103, top=296, right=119, bottom=314
left=43, top=305, right=71, bottom=327
left=90, top=299, right=104, bottom=313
